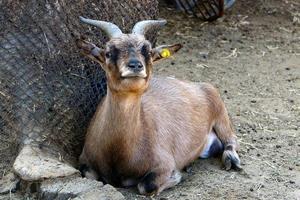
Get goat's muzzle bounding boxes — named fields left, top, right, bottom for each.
left=120, top=59, right=147, bottom=79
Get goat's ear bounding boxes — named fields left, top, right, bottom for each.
left=151, top=44, right=182, bottom=62
left=76, top=39, right=106, bottom=65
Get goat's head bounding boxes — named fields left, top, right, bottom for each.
left=77, top=17, right=182, bottom=94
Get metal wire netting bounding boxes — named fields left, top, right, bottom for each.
left=0, top=0, right=158, bottom=172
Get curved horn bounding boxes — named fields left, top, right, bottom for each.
left=79, top=16, right=123, bottom=38
left=132, top=19, right=167, bottom=36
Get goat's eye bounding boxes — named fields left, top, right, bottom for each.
left=141, top=45, right=150, bottom=57
left=105, top=52, right=111, bottom=58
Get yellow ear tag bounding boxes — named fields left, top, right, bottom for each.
left=160, top=48, right=171, bottom=58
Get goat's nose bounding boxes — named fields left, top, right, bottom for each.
left=127, top=59, right=143, bottom=72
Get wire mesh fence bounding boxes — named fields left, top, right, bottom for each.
left=0, top=0, right=158, bottom=173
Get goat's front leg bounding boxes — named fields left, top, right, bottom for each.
left=137, top=165, right=182, bottom=195
left=137, top=169, right=182, bottom=195
left=79, top=151, right=99, bottom=180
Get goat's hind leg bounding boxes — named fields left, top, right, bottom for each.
left=214, top=107, right=242, bottom=170
left=205, top=84, right=241, bottom=170
left=200, top=83, right=241, bottom=170
left=200, top=130, right=224, bottom=159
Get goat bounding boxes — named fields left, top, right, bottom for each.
left=77, top=17, right=241, bottom=195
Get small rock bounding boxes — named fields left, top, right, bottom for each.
left=39, top=176, right=104, bottom=200
left=292, top=14, right=300, bottom=25
left=198, top=52, right=209, bottom=60
left=73, top=185, right=125, bottom=200
left=289, top=180, right=295, bottom=184
left=277, top=177, right=284, bottom=182
left=250, top=188, right=254, bottom=192
left=275, top=144, right=281, bottom=148
left=0, top=173, right=20, bottom=194
left=13, top=145, right=79, bottom=181
left=179, top=192, right=187, bottom=196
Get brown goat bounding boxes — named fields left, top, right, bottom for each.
left=77, top=17, right=241, bottom=195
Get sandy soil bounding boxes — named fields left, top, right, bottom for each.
left=1, top=0, right=299, bottom=199
left=120, top=0, right=300, bottom=199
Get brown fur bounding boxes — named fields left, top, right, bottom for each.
left=77, top=34, right=240, bottom=194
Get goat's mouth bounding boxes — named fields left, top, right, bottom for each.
left=120, top=72, right=147, bottom=79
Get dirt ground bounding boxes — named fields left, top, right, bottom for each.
left=1, top=0, right=299, bottom=199
left=120, top=0, right=300, bottom=199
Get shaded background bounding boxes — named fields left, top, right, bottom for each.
left=0, top=0, right=158, bottom=172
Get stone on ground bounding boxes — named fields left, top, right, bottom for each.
left=0, top=173, right=19, bottom=194
left=39, top=176, right=124, bottom=200
left=73, top=185, right=125, bottom=200
left=13, top=145, right=79, bottom=181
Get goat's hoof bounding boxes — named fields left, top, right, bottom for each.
left=79, top=164, right=99, bottom=180
left=137, top=182, right=157, bottom=196
left=183, top=165, right=193, bottom=173
left=137, top=172, right=158, bottom=196
left=222, top=149, right=242, bottom=171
